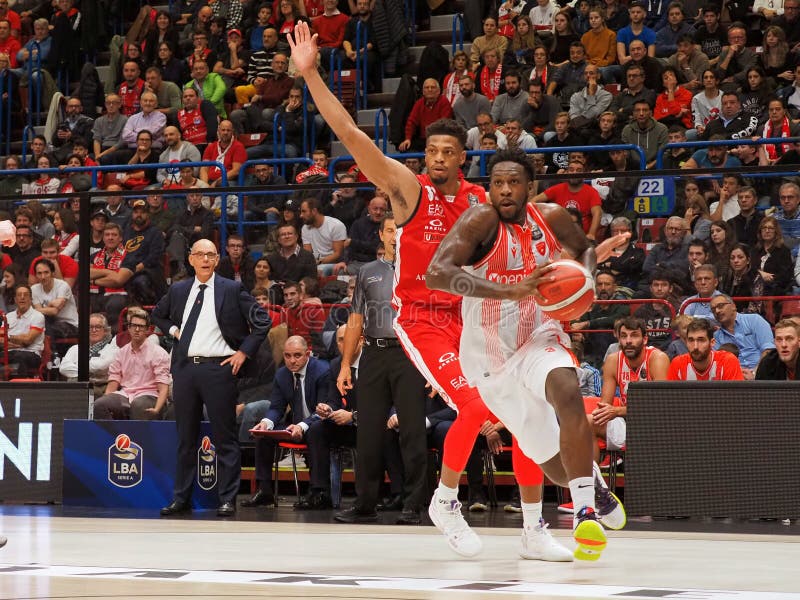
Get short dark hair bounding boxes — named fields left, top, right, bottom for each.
left=686, top=318, right=715, bottom=339
left=614, top=316, right=647, bottom=337
left=380, top=211, right=395, bottom=231
left=488, top=146, right=535, bottom=182
left=301, top=196, right=321, bottom=212
left=688, top=237, right=708, bottom=251
left=425, top=118, right=468, bottom=149
left=34, top=259, right=55, bottom=273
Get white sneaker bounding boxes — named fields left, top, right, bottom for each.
left=428, top=489, right=483, bottom=557
left=277, top=453, right=306, bottom=469
left=519, top=519, right=574, bottom=562
left=0, top=535, right=6, bottom=548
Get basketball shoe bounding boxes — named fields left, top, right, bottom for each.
left=428, top=489, right=483, bottom=557
left=519, top=519, right=574, bottom=562
left=594, top=465, right=627, bottom=530
left=572, top=507, right=607, bottom=561
left=0, top=535, right=6, bottom=548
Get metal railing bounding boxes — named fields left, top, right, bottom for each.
left=452, top=14, right=465, bottom=54
left=374, top=107, right=389, bottom=153
left=655, top=137, right=800, bottom=169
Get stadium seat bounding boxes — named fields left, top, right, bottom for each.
left=238, top=133, right=268, bottom=148
left=636, top=217, right=668, bottom=244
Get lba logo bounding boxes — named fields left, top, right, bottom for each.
left=108, top=434, right=143, bottom=488
left=197, top=436, right=217, bottom=490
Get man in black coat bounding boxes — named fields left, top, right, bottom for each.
left=756, top=319, right=800, bottom=380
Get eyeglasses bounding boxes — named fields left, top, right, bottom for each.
left=710, top=302, right=731, bottom=311
left=191, top=252, right=218, bottom=260
left=128, top=323, right=149, bottom=330
left=16, top=233, right=31, bottom=238
left=89, top=325, right=107, bottom=331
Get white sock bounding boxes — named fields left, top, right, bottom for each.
left=568, top=476, right=596, bottom=517
left=436, top=481, right=459, bottom=503
left=593, top=462, right=608, bottom=489
left=521, top=501, right=543, bottom=530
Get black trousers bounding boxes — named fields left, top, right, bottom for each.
left=171, top=360, right=241, bottom=505
left=355, top=343, right=428, bottom=512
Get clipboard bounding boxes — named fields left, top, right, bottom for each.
left=249, top=429, right=294, bottom=441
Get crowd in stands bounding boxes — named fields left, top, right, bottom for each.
left=2, top=0, right=800, bottom=512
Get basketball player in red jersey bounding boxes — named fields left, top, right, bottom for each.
left=289, top=24, right=561, bottom=559
left=427, top=148, right=627, bottom=561
left=592, top=317, right=669, bottom=461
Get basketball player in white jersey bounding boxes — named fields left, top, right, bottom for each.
left=427, top=148, right=626, bottom=561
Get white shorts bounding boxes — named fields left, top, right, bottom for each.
left=475, top=325, right=578, bottom=464
left=606, top=417, right=627, bottom=450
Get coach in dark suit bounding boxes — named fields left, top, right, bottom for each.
left=153, top=238, right=271, bottom=518
left=243, top=335, right=331, bottom=508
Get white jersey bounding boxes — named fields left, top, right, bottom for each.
left=460, top=203, right=563, bottom=384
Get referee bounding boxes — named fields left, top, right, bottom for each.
left=334, top=212, right=429, bottom=525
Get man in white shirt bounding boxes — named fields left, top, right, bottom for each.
left=4, top=285, right=45, bottom=378
left=60, top=313, right=119, bottom=396
left=31, top=258, right=79, bottom=338
left=299, top=196, right=347, bottom=275
left=157, top=126, right=201, bottom=185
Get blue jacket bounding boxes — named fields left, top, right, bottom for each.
left=265, top=357, right=331, bottom=428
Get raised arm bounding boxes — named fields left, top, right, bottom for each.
left=287, top=22, right=421, bottom=224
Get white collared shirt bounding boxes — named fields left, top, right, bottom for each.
left=181, top=273, right=235, bottom=358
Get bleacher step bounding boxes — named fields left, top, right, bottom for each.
left=357, top=107, right=391, bottom=126
left=331, top=139, right=396, bottom=158
left=430, top=14, right=461, bottom=30
left=408, top=41, right=471, bottom=61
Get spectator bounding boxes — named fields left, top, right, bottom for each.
left=491, top=71, right=530, bottom=126
left=700, top=90, right=760, bottom=138
left=623, top=39, right=664, bottom=93
left=252, top=256, right=283, bottom=304
left=466, top=112, right=507, bottom=173
left=341, top=0, right=379, bottom=91
left=641, top=216, right=691, bottom=293
left=248, top=3, right=273, bottom=51
left=571, top=270, right=631, bottom=365
left=474, top=48, right=506, bottom=102
left=655, top=2, right=694, bottom=58
left=51, top=97, right=94, bottom=164
left=93, top=307, right=171, bottom=420
left=715, top=22, right=756, bottom=89
left=452, top=74, right=491, bottom=130
left=0, top=155, right=24, bottom=204
left=739, top=67, right=774, bottom=124
left=654, top=66, right=693, bottom=130
left=120, top=130, right=161, bottom=189
left=707, top=219, right=737, bottom=281
left=59, top=313, right=120, bottom=396
left=267, top=222, right=317, bottom=284
left=666, top=34, right=709, bottom=94
left=708, top=174, right=743, bottom=222
left=546, top=42, right=587, bottom=105
left=52, top=208, right=79, bottom=258
left=157, top=126, right=202, bottom=185
left=169, top=189, right=214, bottom=278
left=88, top=223, right=130, bottom=329
left=234, top=27, right=278, bottom=105
left=581, top=6, right=617, bottom=68
left=772, top=181, right=800, bottom=257
left=681, top=135, right=743, bottom=170
left=504, top=118, right=538, bottom=151
left=244, top=162, right=288, bottom=219
left=0, top=263, right=22, bottom=313
left=521, top=78, right=559, bottom=140
left=620, top=98, right=668, bottom=168
left=597, top=216, right=645, bottom=290
left=3, top=284, right=45, bottom=378
left=443, top=50, right=471, bottom=107
left=230, top=52, right=293, bottom=134
left=667, top=317, right=744, bottom=380
left=756, top=318, right=800, bottom=380
left=568, top=63, right=612, bottom=134
left=346, top=195, right=387, bottom=272
left=7, top=225, right=40, bottom=274
left=120, top=91, right=168, bottom=156
left=685, top=236, right=710, bottom=286
left=680, top=263, right=724, bottom=320
left=93, top=94, right=129, bottom=166
left=608, top=63, right=656, bottom=126
left=88, top=208, right=108, bottom=256
left=550, top=9, right=580, bottom=65
left=215, top=234, right=255, bottom=290
left=615, top=1, right=656, bottom=72
left=691, top=69, right=722, bottom=137
left=245, top=335, right=330, bottom=508
left=153, top=42, right=190, bottom=86
left=145, top=192, right=175, bottom=238
left=30, top=257, right=77, bottom=339
left=534, top=159, right=602, bottom=240
left=711, top=293, right=776, bottom=377
left=22, top=155, right=59, bottom=197
left=200, top=120, right=246, bottom=188
left=323, top=172, right=363, bottom=231
left=300, top=196, right=347, bottom=274
left=588, top=316, right=669, bottom=460
left=522, top=45, right=552, bottom=86
left=213, top=28, right=249, bottom=91
left=751, top=215, right=794, bottom=296
left=184, top=59, right=227, bottom=118
left=693, top=4, right=725, bottom=64
left=762, top=98, right=800, bottom=163
left=246, top=85, right=306, bottom=160
left=312, top=0, right=349, bottom=64
left=103, top=185, right=132, bottom=229
left=23, top=134, right=47, bottom=174
left=772, top=0, right=800, bottom=49
left=720, top=242, right=765, bottom=314
left=186, top=29, right=217, bottom=72
left=117, top=60, right=146, bottom=118
left=541, top=111, right=581, bottom=170
left=142, top=10, right=181, bottom=67
left=727, top=185, right=763, bottom=247
left=121, top=199, right=167, bottom=305
left=0, top=19, right=19, bottom=67
left=511, top=15, right=538, bottom=63
left=144, top=66, right=183, bottom=116
left=398, top=79, right=453, bottom=153
left=634, top=269, right=679, bottom=351
left=470, top=16, right=509, bottom=70
left=174, top=87, right=219, bottom=146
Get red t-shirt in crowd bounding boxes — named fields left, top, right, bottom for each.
left=29, top=254, right=79, bottom=280
left=543, top=182, right=601, bottom=234
left=202, top=139, right=247, bottom=182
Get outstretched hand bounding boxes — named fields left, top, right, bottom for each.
left=287, top=21, right=319, bottom=75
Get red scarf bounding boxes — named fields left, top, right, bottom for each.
left=528, top=64, right=547, bottom=86
left=480, top=64, right=503, bottom=101
left=764, top=117, right=793, bottom=160
left=91, top=246, right=127, bottom=294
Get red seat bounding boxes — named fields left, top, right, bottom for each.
left=636, top=217, right=668, bottom=244
left=238, top=133, right=267, bottom=147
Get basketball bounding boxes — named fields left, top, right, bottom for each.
left=537, top=259, right=595, bottom=321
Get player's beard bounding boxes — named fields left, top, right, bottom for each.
left=690, top=348, right=710, bottom=362
left=429, top=172, right=449, bottom=186
left=622, top=343, right=643, bottom=360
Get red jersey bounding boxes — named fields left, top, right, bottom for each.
left=177, top=107, right=208, bottom=145
left=118, top=78, right=145, bottom=117
left=667, top=350, right=744, bottom=381
left=30, top=254, right=79, bottom=281
left=543, top=182, right=601, bottom=234
left=202, top=139, right=247, bottom=182
left=616, top=346, right=659, bottom=405
left=394, top=174, right=486, bottom=319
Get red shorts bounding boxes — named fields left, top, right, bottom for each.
left=394, top=312, right=483, bottom=410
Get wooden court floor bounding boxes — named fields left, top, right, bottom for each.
left=0, top=506, right=798, bottom=600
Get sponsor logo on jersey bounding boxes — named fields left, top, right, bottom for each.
left=108, top=433, right=143, bottom=488
left=530, top=222, right=543, bottom=240
left=438, top=351, right=458, bottom=369
left=450, top=376, right=468, bottom=390
left=467, top=193, right=480, bottom=207
left=427, top=203, right=444, bottom=217
left=487, top=269, right=527, bottom=285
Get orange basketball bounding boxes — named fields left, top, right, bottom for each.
left=537, top=259, right=595, bottom=321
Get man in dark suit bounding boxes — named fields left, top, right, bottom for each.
left=152, top=238, right=271, bottom=518
left=243, top=335, right=331, bottom=508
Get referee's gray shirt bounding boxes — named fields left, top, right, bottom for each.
left=351, top=259, right=397, bottom=339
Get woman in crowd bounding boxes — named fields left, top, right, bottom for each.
left=654, top=66, right=694, bottom=129
left=721, top=242, right=764, bottom=314
left=0, top=263, right=24, bottom=313
left=750, top=215, right=794, bottom=297
left=23, top=155, right=60, bottom=197
left=511, top=15, right=538, bottom=64
left=708, top=219, right=737, bottom=282
left=684, top=185, right=712, bottom=240
left=691, top=69, right=722, bottom=138
left=581, top=6, right=616, bottom=68
left=757, top=26, right=795, bottom=87
left=739, top=67, right=774, bottom=123
left=572, top=0, right=592, bottom=35
left=762, top=98, right=800, bottom=164
left=252, top=256, right=283, bottom=305
left=276, top=0, right=307, bottom=49
left=143, top=10, right=181, bottom=66
left=0, top=155, right=25, bottom=210
left=122, top=130, right=160, bottom=188
left=523, top=45, right=551, bottom=86
left=470, top=16, right=509, bottom=70
left=26, top=200, right=55, bottom=241
left=549, top=10, right=579, bottom=66
left=442, top=51, right=471, bottom=106
left=53, top=207, right=79, bottom=258
left=499, top=0, right=528, bottom=39
left=153, top=41, right=190, bottom=85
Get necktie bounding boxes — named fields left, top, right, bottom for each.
left=177, top=284, right=207, bottom=360
left=294, top=372, right=308, bottom=419
left=351, top=366, right=358, bottom=382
